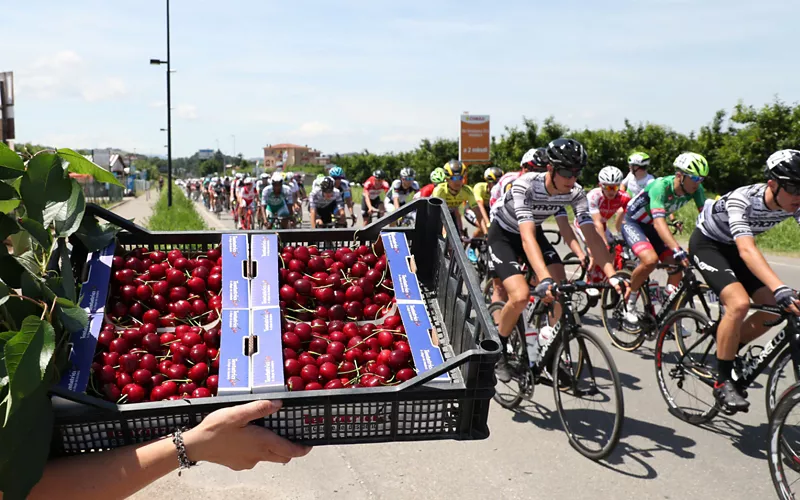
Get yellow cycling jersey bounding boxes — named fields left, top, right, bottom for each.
left=472, top=182, right=490, bottom=205
left=432, top=183, right=477, bottom=209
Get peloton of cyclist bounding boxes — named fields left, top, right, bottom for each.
left=621, top=153, right=709, bottom=324
left=236, top=177, right=258, bottom=229
left=416, top=168, right=447, bottom=199
left=621, top=152, right=655, bottom=198
left=432, top=160, right=485, bottom=236
left=309, top=177, right=345, bottom=229
left=328, top=166, right=355, bottom=223
left=385, top=167, right=420, bottom=213
left=489, top=138, right=626, bottom=382
left=690, top=149, right=800, bottom=412
left=261, top=172, right=295, bottom=229
left=362, top=170, right=390, bottom=222
left=489, top=147, right=548, bottom=209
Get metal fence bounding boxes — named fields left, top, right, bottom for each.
left=75, top=177, right=124, bottom=206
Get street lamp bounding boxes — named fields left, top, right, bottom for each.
left=150, top=0, right=173, bottom=207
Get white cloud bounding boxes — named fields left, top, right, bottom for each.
left=81, top=77, right=128, bottom=102
left=148, top=100, right=166, bottom=108
left=176, top=104, right=198, bottom=120
left=295, top=121, right=331, bottom=135
left=379, top=133, right=422, bottom=144
left=394, top=19, right=498, bottom=35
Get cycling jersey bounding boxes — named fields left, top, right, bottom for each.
left=587, top=188, right=631, bottom=222
left=334, top=179, right=352, bottom=200
left=363, top=177, right=389, bottom=200
left=416, top=184, right=436, bottom=198
left=261, top=184, right=293, bottom=210
left=489, top=171, right=523, bottom=207
left=696, top=183, right=800, bottom=244
left=237, top=185, right=256, bottom=204
left=626, top=175, right=705, bottom=224
left=472, top=182, right=491, bottom=207
left=388, top=179, right=420, bottom=204
left=432, top=183, right=477, bottom=209
left=309, top=187, right=342, bottom=210
left=621, top=172, right=655, bottom=198
left=492, top=172, right=589, bottom=234
left=255, top=180, right=268, bottom=196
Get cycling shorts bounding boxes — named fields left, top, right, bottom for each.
left=239, top=198, right=256, bottom=209
left=487, top=223, right=561, bottom=282
left=621, top=216, right=671, bottom=261
left=316, top=203, right=341, bottom=224
left=361, top=196, right=384, bottom=213
left=689, top=229, right=766, bottom=296
left=464, top=204, right=489, bottom=226
left=266, top=203, right=290, bottom=218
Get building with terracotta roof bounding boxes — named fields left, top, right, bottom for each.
left=262, top=143, right=330, bottom=168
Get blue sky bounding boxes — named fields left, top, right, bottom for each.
left=4, top=0, right=798, bottom=159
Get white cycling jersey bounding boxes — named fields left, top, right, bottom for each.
left=621, top=172, right=655, bottom=198
left=308, top=187, right=343, bottom=210
left=388, top=179, right=419, bottom=204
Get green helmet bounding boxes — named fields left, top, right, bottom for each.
left=430, top=167, right=447, bottom=184
left=628, top=152, right=650, bottom=167
left=673, top=152, right=709, bottom=177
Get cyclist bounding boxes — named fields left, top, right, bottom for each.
left=621, top=152, right=709, bottom=324
left=465, top=167, right=502, bottom=262
left=490, top=138, right=626, bottom=381
left=416, top=168, right=447, bottom=199
left=690, top=149, right=800, bottom=412
left=236, top=177, right=258, bottom=229
left=385, top=167, right=420, bottom=213
left=621, top=152, right=655, bottom=198
left=489, top=147, right=548, bottom=208
left=309, top=177, right=345, bottom=229
left=329, top=165, right=355, bottom=223
left=432, top=160, right=484, bottom=236
left=576, top=166, right=631, bottom=296
left=362, top=169, right=390, bottom=223
left=223, top=176, right=232, bottom=209
left=231, top=172, right=244, bottom=226
left=289, top=172, right=306, bottom=220
left=261, top=172, right=295, bottom=229
left=202, top=176, right=212, bottom=208
left=254, top=173, right=270, bottom=226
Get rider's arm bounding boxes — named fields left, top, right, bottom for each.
left=649, top=182, right=682, bottom=252
left=557, top=215, right=585, bottom=261
left=573, top=194, right=615, bottom=278
left=613, top=207, right=625, bottom=234
left=309, top=208, right=317, bottom=229
left=591, top=212, right=609, bottom=247
left=477, top=202, right=490, bottom=230
left=653, top=217, right=681, bottom=252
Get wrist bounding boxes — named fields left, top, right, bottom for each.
left=181, top=427, right=208, bottom=464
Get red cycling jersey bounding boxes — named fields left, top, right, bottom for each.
left=363, top=177, right=389, bottom=199
left=417, top=183, right=436, bottom=198
left=572, top=188, right=630, bottom=232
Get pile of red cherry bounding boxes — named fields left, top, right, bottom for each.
left=91, top=246, right=223, bottom=403
left=278, top=242, right=418, bottom=391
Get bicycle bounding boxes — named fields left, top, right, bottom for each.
left=542, top=228, right=563, bottom=246
left=601, top=263, right=719, bottom=351
left=768, top=380, right=800, bottom=499
left=489, top=280, right=623, bottom=460
left=655, top=304, right=798, bottom=426
left=240, top=203, right=255, bottom=230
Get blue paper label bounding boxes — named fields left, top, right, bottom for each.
left=381, top=232, right=422, bottom=302
left=396, top=296, right=449, bottom=383
left=222, top=234, right=250, bottom=309
left=218, top=308, right=252, bottom=394
left=57, top=313, right=105, bottom=392
left=250, top=307, right=285, bottom=392
left=78, top=241, right=116, bottom=314
left=250, top=234, right=280, bottom=308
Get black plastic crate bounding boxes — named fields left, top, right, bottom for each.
left=50, top=198, right=500, bottom=455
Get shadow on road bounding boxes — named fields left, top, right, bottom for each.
left=700, top=415, right=768, bottom=460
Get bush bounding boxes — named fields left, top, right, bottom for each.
left=148, top=184, right=207, bottom=231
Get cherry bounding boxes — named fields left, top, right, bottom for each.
left=166, top=268, right=186, bottom=287
left=293, top=279, right=313, bottom=296
left=383, top=315, right=402, bottom=329
left=304, top=382, right=323, bottom=391
left=159, top=360, right=173, bottom=374
left=203, top=328, right=220, bottom=348
left=329, top=331, right=346, bottom=343
left=167, top=249, right=184, bottom=265
left=357, top=278, right=374, bottom=296
left=324, top=379, right=344, bottom=389
left=116, top=372, right=133, bottom=389
left=192, top=387, right=212, bottom=398
left=328, top=320, right=344, bottom=333
left=160, top=332, right=176, bottom=345
left=125, top=257, right=145, bottom=273
left=207, top=347, right=219, bottom=360
left=171, top=343, right=191, bottom=364
left=365, top=268, right=382, bottom=283
left=315, top=305, right=328, bottom=320
left=362, top=350, right=378, bottom=363
left=364, top=304, right=380, bottom=319
left=298, top=352, right=316, bottom=367
left=103, top=383, right=121, bottom=402
left=396, top=368, right=415, bottom=382
left=325, top=275, right=342, bottom=290
left=179, top=382, right=197, bottom=395
left=327, top=341, right=346, bottom=360
left=377, top=331, right=394, bottom=349
left=314, top=287, right=335, bottom=304
left=153, top=280, right=169, bottom=296
left=346, top=336, right=364, bottom=350
left=191, top=299, right=207, bottom=316
left=209, top=295, right=222, bottom=311
left=122, top=383, right=146, bottom=403
left=191, top=266, right=210, bottom=280
left=373, top=364, right=391, bottom=380
left=98, top=364, right=116, bottom=384
left=142, top=333, right=161, bottom=353
left=187, top=277, right=206, bottom=294
left=98, top=329, right=115, bottom=347
left=362, top=253, right=378, bottom=267
left=374, top=292, right=391, bottom=306
left=149, top=250, right=167, bottom=263
left=206, top=374, right=219, bottom=394
left=351, top=262, right=368, bottom=277
left=338, top=361, right=356, bottom=376
left=316, top=353, right=336, bottom=366
left=151, top=294, right=168, bottom=312
left=102, top=351, right=120, bottom=366
left=377, top=349, right=392, bottom=366
left=311, top=319, right=328, bottom=335
left=333, top=290, right=346, bottom=304
left=309, top=337, right=328, bottom=354
left=308, top=256, right=326, bottom=273
left=285, top=358, right=302, bottom=376
left=207, top=247, right=221, bottom=261
left=110, top=301, right=128, bottom=319
left=279, top=285, right=297, bottom=302
left=283, top=348, right=297, bottom=360
left=388, top=350, right=409, bottom=370
left=294, top=323, right=312, bottom=341
left=112, top=255, right=125, bottom=269
left=133, top=369, right=153, bottom=385
left=345, top=302, right=363, bottom=320
left=167, top=364, right=188, bottom=379
left=341, top=253, right=358, bottom=269
left=363, top=376, right=382, bottom=388
left=173, top=257, right=190, bottom=271
left=288, top=259, right=306, bottom=273
left=319, top=362, right=338, bottom=380
left=169, top=286, right=189, bottom=302
left=343, top=322, right=359, bottom=337
left=189, top=344, right=208, bottom=363
left=150, top=385, right=169, bottom=401
left=109, top=338, right=129, bottom=354
left=345, top=348, right=364, bottom=363
left=161, top=380, right=178, bottom=396
left=173, top=299, right=192, bottom=318
left=282, top=332, right=302, bottom=351
left=287, top=376, right=305, bottom=391
left=293, top=246, right=310, bottom=263
left=286, top=271, right=303, bottom=284
left=139, top=353, right=159, bottom=372
left=148, top=263, right=166, bottom=280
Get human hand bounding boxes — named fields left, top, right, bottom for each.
left=608, top=272, right=629, bottom=300
left=184, top=400, right=312, bottom=471
left=774, top=286, right=800, bottom=317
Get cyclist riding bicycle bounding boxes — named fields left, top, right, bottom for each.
left=690, top=149, right=800, bottom=413
left=575, top=166, right=631, bottom=296
left=621, top=152, right=709, bottom=325
left=416, top=168, right=447, bottom=199
left=309, top=176, right=345, bottom=229
left=328, top=165, right=355, bottom=222
left=432, top=160, right=485, bottom=236
left=362, top=169, right=390, bottom=222
left=489, top=147, right=548, bottom=208
left=621, top=152, right=655, bottom=198
left=465, top=166, right=503, bottom=262
left=261, top=172, right=295, bottom=229
left=231, top=172, right=244, bottom=226
left=489, top=138, right=626, bottom=382
left=385, top=167, right=420, bottom=213
left=237, top=177, right=257, bottom=229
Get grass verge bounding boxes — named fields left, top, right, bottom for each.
left=148, top=183, right=208, bottom=231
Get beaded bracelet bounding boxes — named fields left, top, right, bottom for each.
left=171, top=427, right=198, bottom=474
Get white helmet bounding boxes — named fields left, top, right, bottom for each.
left=520, top=148, right=537, bottom=167
left=211, top=176, right=219, bottom=183
left=243, top=176, right=253, bottom=184
left=270, top=172, right=284, bottom=183
left=260, top=172, right=269, bottom=179
left=598, top=166, right=624, bottom=185
left=235, top=172, right=244, bottom=179
left=285, top=172, right=294, bottom=178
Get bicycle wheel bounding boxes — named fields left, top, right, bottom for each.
left=654, top=308, right=719, bottom=424
left=768, top=349, right=799, bottom=417
left=674, top=283, right=723, bottom=355
left=769, top=382, right=800, bottom=498
left=600, top=270, right=647, bottom=351
left=552, top=327, right=624, bottom=460
left=488, top=302, right=527, bottom=409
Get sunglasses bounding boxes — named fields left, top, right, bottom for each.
left=555, top=167, right=581, bottom=179
left=781, top=182, right=800, bottom=195
left=449, top=175, right=464, bottom=181
left=602, top=184, right=620, bottom=192
left=687, top=175, right=705, bottom=183
left=401, top=176, right=415, bottom=181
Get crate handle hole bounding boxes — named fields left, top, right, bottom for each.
left=480, top=338, right=500, bottom=352
left=250, top=260, right=258, bottom=279
left=248, top=335, right=259, bottom=356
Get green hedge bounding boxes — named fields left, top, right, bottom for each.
left=147, top=184, right=207, bottom=231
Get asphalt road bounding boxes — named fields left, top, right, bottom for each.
left=129, top=198, right=800, bottom=500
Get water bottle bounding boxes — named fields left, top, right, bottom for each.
left=526, top=331, right=541, bottom=366
left=648, top=282, right=662, bottom=306
left=537, top=326, right=556, bottom=361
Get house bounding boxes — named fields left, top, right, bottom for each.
left=263, top=143, right=328, bottom=168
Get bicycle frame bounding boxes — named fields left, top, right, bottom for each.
left=639, top=266, right=718, bottom=329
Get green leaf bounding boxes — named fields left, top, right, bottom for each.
left=74, top=215, right=119, bottom=252
left=43, top=179, right=85, bottom=237
left=17, top=217, right=51, bottom=249
left=4, top=317, right=55, bottom=408
left=0, top=383, right=54, bottom=500
left=55, top=297, right=88, bottom=332
left=57, top=239, right=75, bottom=302
left=13, top=251, right=42, bottom=286
left=19, top=174, right=45, bottom=224
left=0, top=278, right=8, bottom=307
left=44, top=157, right=71, bottom=203
left=0, top=255, right=26, bottom=289
left=0, top=143, right=24, bottom=171
left=0, top=199, right=20, bottom=214
left=25, top=152, right=58, bottom=186
left=0, top=331, right=13, bottom=390
left=0, top=181, right=19, bottom=201
left=57, top=148, right=123, bottom=187
left=0, top=214, right=19, bottom=242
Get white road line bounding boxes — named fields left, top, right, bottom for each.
left=767, top=260, right=798, bottom=268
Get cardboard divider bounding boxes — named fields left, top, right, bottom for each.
left=217, top=308, right=251, bottom=394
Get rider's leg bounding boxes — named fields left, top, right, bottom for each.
left=497, top=274, right=529, bottom=337
left=740, top=286, right=775, bottom=344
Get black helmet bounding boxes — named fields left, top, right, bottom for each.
left=320, top=176, right=335, bottom=192
left=765, top=150, right=800, bottom=183
left=546, top=138, right=588, bottom=170
left=373, top=169, right=387, bottom=180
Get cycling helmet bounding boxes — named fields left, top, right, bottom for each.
left=546, top=138, right=588, bottom=170
left=260, top=173, right=269, bottom=180
left=400, top=167, right=416, bottom=179
left=211, top=177, right=219, bottom=183
left=319, top=176, right=335, bottom=192
left=373, top=169, right=387, bottom=180
left=598, top=166, right=624, bottom=185
left=293, top=172, right=303, bottom=179
left=443, top=160, right=465, bottom=178
left=484, top=167, right=503, bottom=182
left=316, top=173, right=324, bottom=180
left=765, top=150, right=800, bottom=182
left=673, top=152, right=709, bottom=177
left=329, top=165, right=345, bottom=178
left=270, top=172, right=284, bottom=183
left=430, top=168, right=447, bottom=184
left=235, top=172, right=244, bottom=179
left=243, top=177, right=253, bottom=184
left=520, top=148, right=548, bottom=171
left=628, top=152, right=651, bottom=167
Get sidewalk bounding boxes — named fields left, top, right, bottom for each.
left=109, top=189, right=159, bottom=228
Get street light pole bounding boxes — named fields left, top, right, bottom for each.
left=166, top=0, right=173, bottom=207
